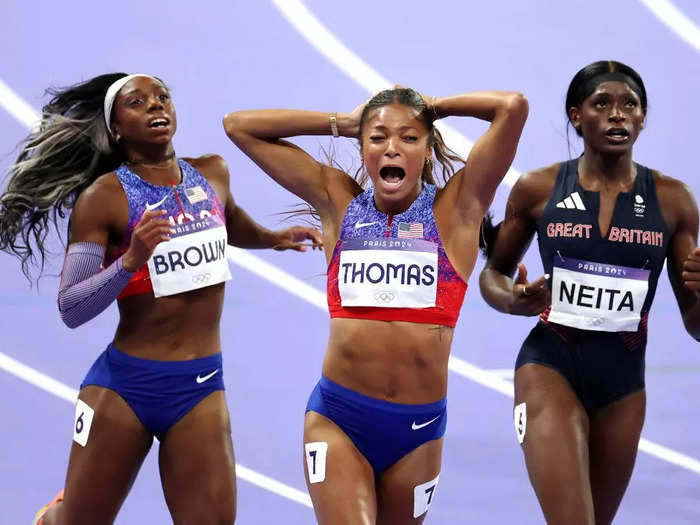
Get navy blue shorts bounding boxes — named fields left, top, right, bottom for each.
left=516, top=322, right=645, bottom=413
left=306, top=376, right=446, bottom=474
left=82, top=343, right=225, bottom=440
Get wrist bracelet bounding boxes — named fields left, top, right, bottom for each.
left=329, top=112, right=339, bottom=138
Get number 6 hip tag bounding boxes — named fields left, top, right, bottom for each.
left=73, top=399, right=95, bottom=447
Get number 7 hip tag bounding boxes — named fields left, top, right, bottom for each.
left=305, top=442, right=328, bottom=484
left=414, top=473, right=440, bottom=518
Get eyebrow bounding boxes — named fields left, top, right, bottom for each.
left=371, top=124, right=420, bottom=132
left=591, top=92, right=640, bottom=103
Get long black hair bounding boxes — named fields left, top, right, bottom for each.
left=0, top=73, right=127, bottom=278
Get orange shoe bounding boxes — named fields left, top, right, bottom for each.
left=32, top=489, right=64, bottom=525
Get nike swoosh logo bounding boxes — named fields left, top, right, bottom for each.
left=411, top=415, right=441, bottom=430
left=145, top=195, right=169, bottom=211
left=196, top=369, right=220, bottom=384
left=354, top=221, right=378, bottom=228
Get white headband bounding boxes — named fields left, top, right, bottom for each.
left=103, top=74, right=157, bottom=136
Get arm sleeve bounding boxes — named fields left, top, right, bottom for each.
left=57, top=242, right=135, bottom=328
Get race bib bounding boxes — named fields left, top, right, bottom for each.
left=548, top=257, right=650, bottom=332
left=338, top=238, right=437, bottom=308
left=147, top=215, right=231, bottom=298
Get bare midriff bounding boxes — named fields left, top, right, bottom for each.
left=113, top=282, right=224, bottom=360
left=322, top=317, right=453, bottom=404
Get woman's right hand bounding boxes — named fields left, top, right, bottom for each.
left=340, top=99, right=367, bottom=139
left=122, top=209, right=173, bottom=271
left=509, top=262, right=550, bottom=316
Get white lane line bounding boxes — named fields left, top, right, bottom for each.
left=227, top=247, right=326, bottom=310
left=0, top=78, right=41, bottom=130
left=638, top=439, right=700, bottom=475
left=0, top=350, right=313, bottom=508
left=484, top=368, right=515, bottom=380
left=447, top=356, right=514, bottom=397
left=236, top=465, right=312, bottom=507
left=0, top=351, right=77, bottom=403
left=271, top=0, right=387, bottom=96
left=639, top=0, right=700, bottom=53
left=270, top=0, right=521, bottom=187
left=1, top=69, right=699, bottom=476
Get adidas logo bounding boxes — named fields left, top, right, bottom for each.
left=555, top=192, right=586, bottom=211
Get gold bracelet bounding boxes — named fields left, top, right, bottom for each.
left=329, top=112, right=339, bottom=138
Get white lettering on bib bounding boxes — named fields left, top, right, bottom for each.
left=548, top=257, right=650, bottom=332
left=338, top=238, right=438, bottom=308
left=147, top=215, right=231, bottom=298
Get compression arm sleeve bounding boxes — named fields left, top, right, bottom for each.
left=57, top=242, right=135, bottom=328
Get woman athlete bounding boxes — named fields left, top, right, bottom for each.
left=224, top=86, right=527, bottom=524
left=479, top=61, right=700, bottom=524
left=0, top=73, right=320, bottom=524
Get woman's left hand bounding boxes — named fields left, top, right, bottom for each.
left=273, top=226, right=324, bottom=252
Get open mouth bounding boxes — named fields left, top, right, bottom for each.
left=605, top=128, right=629, bottom=142
left=380, top=166, right=405, bottom=184
left=148, top=117, right=170, bottom=128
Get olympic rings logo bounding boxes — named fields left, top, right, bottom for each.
left=586, top=317, right=604, bottom=326
left=192, top=273, right=212, bottom=284
left=374, top=291, right=396, bottom=303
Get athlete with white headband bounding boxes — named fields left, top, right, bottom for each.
left=0, top=72, right=321, bottom=524
left=479, top=60, right=700, bottom=524
left=103, top=73, right=156, bottom=135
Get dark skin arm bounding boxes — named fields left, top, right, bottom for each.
left=221, top=110, right=360, bottom=218
left=656, top=173, right=700, bottom=340
left=479, top=165, right=557, bottom=315
left=186, top=154, right=322, bottom=251
left=68, top=173, right=172, bottom=272
left=222, top=111, right=358, bottom=261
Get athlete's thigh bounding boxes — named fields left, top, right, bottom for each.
left=514, top=363, right=594, bottom=525
left=375, top=438, right=442, bottom=525
left=159, top=390, right=236, bottom=525
left=589, top=389, right=646, bottom=525
left=304, top=411, right=377, bottom=525
left=58, top=385, right=153, bottom=525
